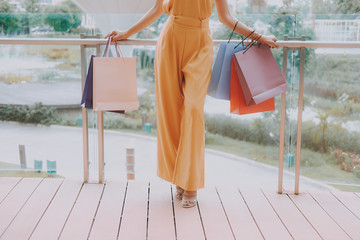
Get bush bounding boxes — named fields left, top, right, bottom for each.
left=0, top=103, right=59, bottom=126
left=205, top=114, right=276, bottom=145
left=302, top=121, right=360, bottom=154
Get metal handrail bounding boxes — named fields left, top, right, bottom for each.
left=1, top=38, right=360, bottom=48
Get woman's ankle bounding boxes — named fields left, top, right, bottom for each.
left=183, top=190, right=197, bottom=197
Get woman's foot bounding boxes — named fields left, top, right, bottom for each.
left=175, top=186, right=184, bottom=200
left=181, top=190, right=197, bottom=208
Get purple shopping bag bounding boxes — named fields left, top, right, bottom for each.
left=233, top=44, right=289, bottom=106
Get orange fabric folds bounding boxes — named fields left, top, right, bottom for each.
left=93, top=43, right=138, bottom=111
left=230, top=59, right=275, bottom=115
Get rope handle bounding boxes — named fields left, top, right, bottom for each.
left=103, top=35, right=122, bottom=57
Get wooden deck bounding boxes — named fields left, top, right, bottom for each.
left=1, top=177, right=360, bottom=240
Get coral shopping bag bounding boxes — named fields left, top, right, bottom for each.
left=232, top=44, right=288, bottom=106
left=230, top=59, right=275, bottom=115
left=81, top=54, right=125, bottom=114
left=93, top=37, right=138, bottom=111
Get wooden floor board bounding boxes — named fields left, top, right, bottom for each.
left=59, top=182, right=104, bottom=240
left=330, top=190, right=360, bottom=220
left=0, top=178, right=42, bottom=237
left=147, top=181, right=176, bottom=240
left=308, top=190, right=360, bottom=239
left=239, top=187, right=292, bottom=240
left=29, top=179, right=83, bottom=240
left=261, top=188, right=322, bottom=240
left=1, top=178, right=360, bottom=240
left=89, top=181, right=127, bottom=240
left=172, top=186, right=205, bottom=240
left=1, top=178, right=63, bottom=240
left=216, top=185, right=263, bottom=240
left=197, top=185, right=234, bottom=240
left=288, top=190, right=350, bottom=240
left=118, top=181, right=149, bottom=240
left=0, top=177, right=21, bottom=203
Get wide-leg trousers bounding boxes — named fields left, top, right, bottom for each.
left=154, top=15, right=213, bottom=191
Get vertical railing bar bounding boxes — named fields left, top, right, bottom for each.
left=294, top=35, right=306, bottom=195
left=278, top=35, right=289, bottom=194
left=80, top=33, right=89, bottom=183
left=96, top=34, right=105, bottom=184
left=98, top=110, right=104, bottom=183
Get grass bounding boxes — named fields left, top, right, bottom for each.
left=0, top=162, right=64, bottom=178
left=0, top=74, right=32, bottom=84
left=204, top=132, right=360, bottom=192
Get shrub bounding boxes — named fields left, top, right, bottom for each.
left=0, top=103, right=59, bottom=126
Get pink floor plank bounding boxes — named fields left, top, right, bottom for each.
left=354, top=192, right=360, bottom=198
left=118, top=180, right=149, bottom=240
left=287, top=190, right=351, bottom=240
left=0, top=177, right=21, bottom=203
left=330, top=190, right=360, bottom=220
left=1, top=178, right=63, bottom=240
left=89, top=181, right=127, bottom=240
left=239, top=187, right=292, bottom=240
left=172, top=186, right=205, bottom=240
left=261, top=188, right=322, bottom=240
left=147, top=181, right=176, bottom=240
left=29, top=179, right=83, bottom=240
left=216, top=185, right=263, bottom=240
left=59, top=183, right=104, bottom=240
left=308, top=190, right=360, bottom=239
left=0, top=177, right=42, bottom=237
left=197, top=184, right=234, bottom=240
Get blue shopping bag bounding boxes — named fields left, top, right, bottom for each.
left=207, top=43, right=244, bottom=100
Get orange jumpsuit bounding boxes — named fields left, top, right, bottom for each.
left=155, top=0, right=215, bottom=191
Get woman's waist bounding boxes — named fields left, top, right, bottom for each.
left=167, top=14, right=209, bottom=28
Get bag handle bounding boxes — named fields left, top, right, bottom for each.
left=103, top=35, right=122, bottom=57
left=227, top=21, right=262, bottom=52
left=227, top=20, right=239, bottom=43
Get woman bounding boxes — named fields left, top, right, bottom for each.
left=106, top=0, right=279, bottom=208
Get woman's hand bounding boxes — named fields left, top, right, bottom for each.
left=258, top=34, right=280, bottom=49
left=104, top=30, right=129, bottom=42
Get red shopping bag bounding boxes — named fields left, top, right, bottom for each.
left=232, top=44, right=288, bottom=106
left=230, top=59, right=275, bottom=115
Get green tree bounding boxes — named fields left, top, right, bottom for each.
left=0, top=0, right=21, bottom=35
left=44, top=0, right=82, bottom=33
left=335, top=0, right=360, bottom=14
left=21, top=0, right=41, bottom=34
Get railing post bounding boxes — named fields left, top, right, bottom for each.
left=278, top=35, right=289, bottom=194
left=80, top=33, right=89, bottom=183
left=278, top=35, right=306, bottom=194
left=80, top=33, right=101, bottom=183
left=294, top=35, right=306, bottom=195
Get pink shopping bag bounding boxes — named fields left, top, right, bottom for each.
left=232, top=44, right=288, bottom=106
left=93, top=37, right=138, bottom=111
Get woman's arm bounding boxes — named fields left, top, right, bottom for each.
left=105, top=0, right=164, bottom=41
left=214, top=0, right=279, bottom=49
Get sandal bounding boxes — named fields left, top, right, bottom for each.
left=181, top=191, right=197, bottom=208
left=175, top=186, right=184, bottom=200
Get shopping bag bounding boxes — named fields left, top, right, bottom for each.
left=232, top=44, right=288, bottom=106
left=207, top=43, right=245, bottom=100
left=80, top=54, right=125, bottom=114
left=230, top=59, right=275, bottom=115
left=93, top=37, right=138, bottom=111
